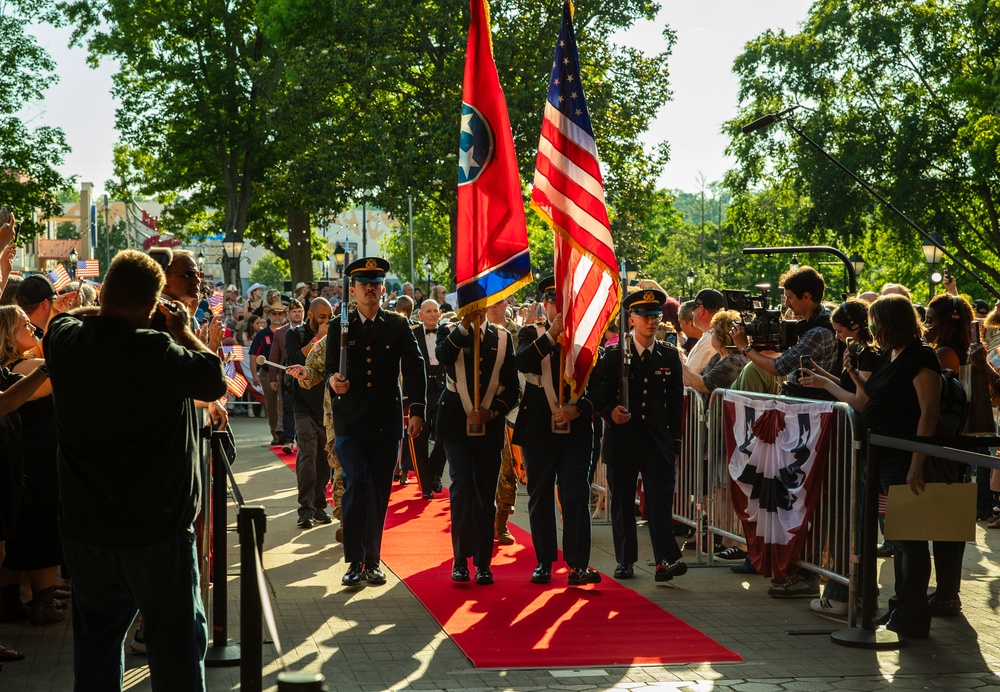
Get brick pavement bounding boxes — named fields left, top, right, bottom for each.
left=1, top=416, right=999, bottom=691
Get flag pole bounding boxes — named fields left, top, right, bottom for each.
left=468, top=313, right=485, bottom=436
left=552, top=344, right=569, bottom=433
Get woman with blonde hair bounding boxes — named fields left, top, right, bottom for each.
left=682, top=309, right=750, bottom=396
left=0, top=305, right=65, bottom=628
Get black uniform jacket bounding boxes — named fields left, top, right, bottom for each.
left=435, top=321, right=520, bottom=447
left=586, top=339, right=684, bottom=465
left=511, top=322, right=594, bottom=449
left=324, top=308, right=426, bottom=440
left=412, top=322, right=446, bottom=415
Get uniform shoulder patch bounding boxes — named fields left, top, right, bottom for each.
left=656, top=339, right=677, bottom=350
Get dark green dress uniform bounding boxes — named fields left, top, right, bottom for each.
left=324, top=257, right=426, bottom=585
left=436, top=320, right=519, bottom=584
left=587, top=289, right=687, bottom=581
left=513, top=276, right=600, bottom=585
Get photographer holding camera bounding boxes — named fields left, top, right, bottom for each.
left=730, top=265, right=838, bottom=399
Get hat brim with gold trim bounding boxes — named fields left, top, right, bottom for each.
left=536, top=275, right=555, bottom=301
left=624, top=288, right=666, bottom=316
left=345, top=257, right=390, bottom=283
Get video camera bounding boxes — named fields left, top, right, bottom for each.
left=722, top=286, right=798, bottom=351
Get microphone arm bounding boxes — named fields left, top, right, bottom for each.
left=740, top=105, right=800, bottom=134
left=778, top=116, right=1000, bottom=301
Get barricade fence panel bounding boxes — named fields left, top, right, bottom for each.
left=687, top=390, right=859, bottom=605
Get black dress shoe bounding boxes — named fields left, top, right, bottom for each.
left=475, top=566, right=494, bottom=585
left=655, top=560, right=688, bottom=582
left=421, top=491, right=433, bottom=500
left=529, top=563, right=552, bottom=584
left=613, top=563, right=634, bottom=580
left=342, top=562, right=364, bottom=587
left=452, top=559, right=470, bottom=583
left=432, top=480, right=443, bottom=493
left=399, top=476, right=410, bottom=486
left=313, top=509, right=333, bottom=525
left=364, top=564, right=386, bottom=585
left=296, top=516, right=313, bottom=529
left=568, top=567, right=602, bottom=586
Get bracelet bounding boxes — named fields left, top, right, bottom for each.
left=38, top=363, right=49, bottom=377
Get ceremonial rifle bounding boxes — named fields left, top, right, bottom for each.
left=619, top=259, right=630, bottom=410
left=339, top=249, right=350, bottom=376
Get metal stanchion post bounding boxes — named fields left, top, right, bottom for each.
left=831, top=433, right=902, bottom=649
left=206, top=431, right=241, bottom=666
left=240, top=505, right=266, bottom=691
left=277, top=672, right=328, bottom=690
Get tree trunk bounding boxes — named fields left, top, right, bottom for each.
left=288, top=209, right=313, bottom=284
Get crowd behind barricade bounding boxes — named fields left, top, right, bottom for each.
left=0, top=203, right=998, bottom=686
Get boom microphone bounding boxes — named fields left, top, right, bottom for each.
left=741, top=105, right=800, bottom=134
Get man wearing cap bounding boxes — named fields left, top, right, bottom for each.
left=325, top=257, right=426, bottom=587
left=436, top=300, right=519, bottom=585
left=15, top=275, right=77, bottom=344
left=683, top=288, right=726, bottom=383
left=251, top=300, right=286, bottom=445
left=515, top=277, right=601, bottom=586
left=587, top=288, right=687, bottom=582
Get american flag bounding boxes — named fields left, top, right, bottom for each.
left=209, top=290, right=224, bottom=316
left=76, top=259, right=100, bottom=278
left=226, top=372, right=248, bottom=397
left=223, top=344, right=244, bottom=362
left=530, top=1, right=620, bottom=397
left=48, top=264, right=72, bottom=291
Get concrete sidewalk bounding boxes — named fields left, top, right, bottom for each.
left=2, top=415, right=999, bottom=691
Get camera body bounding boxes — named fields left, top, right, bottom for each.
left=722, top=287, right=799, bottom=351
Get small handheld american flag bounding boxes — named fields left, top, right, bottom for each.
left=76, top=259, right=100, bottom=278
left=48, top=264, right=72, bottom=291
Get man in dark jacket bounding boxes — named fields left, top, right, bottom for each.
left=325, top=258, right=426, bottom=587
left=45, top=249, right=227, bottom=691
left=587, top=288, right=687, bottom=583
left=286, top=297, right=333, bottom=529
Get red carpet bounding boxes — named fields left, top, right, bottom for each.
left=269, top=445, right=740, bottom=667
left=381, top=484, right=742, bottom=668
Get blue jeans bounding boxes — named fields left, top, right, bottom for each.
left=63, top=529, right=207, bottom=692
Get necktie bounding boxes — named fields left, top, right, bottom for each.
left=425, top=328, right=437, bottom=334
left=641, top=350, right=650, bottom=366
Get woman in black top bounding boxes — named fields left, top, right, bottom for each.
left=920, top=293, right=974, bottom=616
left=853, top=295, right=941, bottom=638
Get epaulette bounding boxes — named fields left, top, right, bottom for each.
left=656, top=338, right=677, bottom=350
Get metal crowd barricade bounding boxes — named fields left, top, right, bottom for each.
left=671, top=388, right=706, bottom=550
left=681, top=389, right=861, bottom=625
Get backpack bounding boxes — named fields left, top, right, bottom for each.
left=925, top=369, right=969, bottom=483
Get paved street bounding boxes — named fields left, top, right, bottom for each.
left=2, top=415, right=999, bottom=691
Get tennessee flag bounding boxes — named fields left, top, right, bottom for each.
left=531, top=1, right=619, bottom=397
left=455, top=0, right=531, bottom=315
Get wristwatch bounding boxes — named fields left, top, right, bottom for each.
left=741, top=344, right=753, bottom=355
left=38, top=363, right=49, bottom=377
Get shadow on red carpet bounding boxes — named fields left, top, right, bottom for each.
left=381, top=483, right=741, bottom=668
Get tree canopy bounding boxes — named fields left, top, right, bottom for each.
left=724, top=0, right=1000, bottom=300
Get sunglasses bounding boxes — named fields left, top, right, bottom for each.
left=169, top=270, right=204, bottom=280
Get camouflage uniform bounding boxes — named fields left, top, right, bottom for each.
left=493, top=316, right=522, bottom=542
left=298, top=335, right=344, bottom=519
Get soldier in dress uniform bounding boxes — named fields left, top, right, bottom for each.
left=436, top=302, right=520, bottom=585
left=514, top=277, right=601, bottom=586
left=587, top=288, right=688, bottom=582
left=411, top=299, right=447, bottom=499
left=324, top=257, right=426, bottom=588
left=486, top=299, right=518, bottom=545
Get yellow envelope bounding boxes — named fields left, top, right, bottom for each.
left=883, top=482, right=977, bottom=542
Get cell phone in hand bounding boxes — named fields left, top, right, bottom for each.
left=799, top=355, right=813, bottom=372
left=972, top=321, right=982, bottom=344
left=846, top=337, right=859, bottom=369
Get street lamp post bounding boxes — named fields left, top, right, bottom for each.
left=848, top=253, right=864, bottom=295
left=922, top=233, right=944, bottom=299
left=221, top=230, right=245, bottom=291
left=425, top=260, right=433, bottom=297
left=333, top=243, right=346, bottom=278
left=686, top=268, right=695, bottom=300
left=69, top=247, right=78, bottom=280
left=196, top=250, right=206, bottom=273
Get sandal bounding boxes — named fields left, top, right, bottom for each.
left=0, top=645, right=25, bottom=661
left=988, top=519, right=1000, bottom=529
